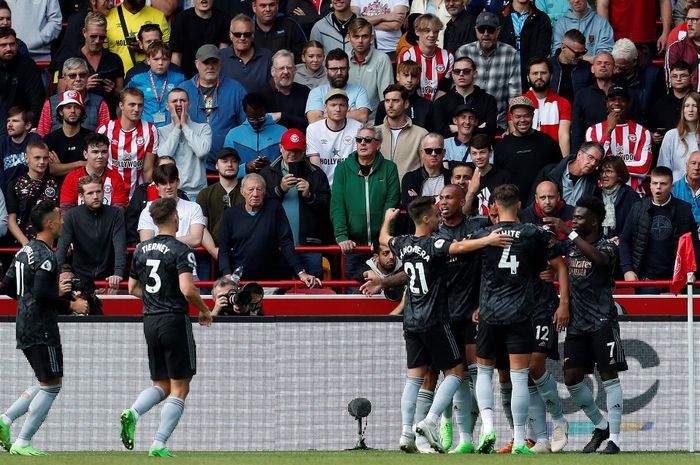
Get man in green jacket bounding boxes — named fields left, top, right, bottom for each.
left=331, top=124, right=400, bottom=281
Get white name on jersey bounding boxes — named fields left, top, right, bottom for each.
left=140, top=243, right=171, bottom=255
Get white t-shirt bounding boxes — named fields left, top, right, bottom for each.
left=137, top=198, right=206, bottom=237
left=306, top=117, right=363, bottom=187
left=351, top=0, right=409, bottom=52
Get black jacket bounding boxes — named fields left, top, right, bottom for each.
left=431, top=86, right=498, bottom=138
left=443, top=9, right=477, bottom=55
left=254, top=16, right=307, bottom=62
left=125, top=184, right=189, bottom=246
left=598, top=184, right=640, bottom=240
left=534, top=154, right=601, bottom=203
left=286, top=0, right=332, bottom=35
left=549, top=51, right=591, bottom=103
left=500, top=4, right=552, bottom=90
left=260, top=156, right=332, bottom=245
left=0, top=54, right=45, bottom=126
left=264, top=81, right=311, bottom=132
left=397, top=166, right=451, bottom=234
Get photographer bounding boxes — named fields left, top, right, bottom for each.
left=210, top=276, right=263, bottom=316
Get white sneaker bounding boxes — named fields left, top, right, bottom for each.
left=530, top=439, right=551, bottom=453
left=416, top=435, right=437, bottom=454
left=399, top=432, right=417, bottom=453
left=551, top=419, right=568, bottom=453
left=416, top=419, right=444, bottom=453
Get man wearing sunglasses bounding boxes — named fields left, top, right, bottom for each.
left=400, top=133, right=451, bottom=217
left=552, top=0, right=614, bottom=64
left=455, top=11, right=521, bottom=129
left=220, top=14, right=273, bottom=94
left=549, top=28, right=592, bottom=104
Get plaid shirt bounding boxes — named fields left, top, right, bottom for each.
left=456, top=41, right=521, bottom=127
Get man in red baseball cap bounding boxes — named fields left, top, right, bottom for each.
left=259, top=128, right=333, bottom=278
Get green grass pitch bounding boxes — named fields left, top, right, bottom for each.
left=2, top=451, right=698, bottom=464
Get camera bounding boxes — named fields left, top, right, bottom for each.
left=69, top=277, right=83, bottom=292
left=219, top=283, right=264, bottom=316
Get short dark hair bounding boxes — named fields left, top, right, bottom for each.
left=145, top=40, right=171, bottom=58
left=0, top=26, right=16, bottom=40
left=153, top=163, right=179, bottom=185
left=137, top=23, right=162, bottom=41
left=84, top=132, right=109, bottom=150
left=469, top=133, right=492, bottom=151
left=408, top=196, right=436, bottom=225
left=383, top=83, right=409, bottom=100
left=243, top=92, right=267, bottom=111
left=0, top=1, right=10, bottom=11
left=670, top=60, right=692, bottom=73
left=491, top=184, right=520, bottom=209
left=600, top=156, right=630, bottom=184
left=7, top=106, right=33, bottom=124
left=149, top=197, right=177, bottom=227
left=576, top=196, right=606, bottom=226
left=527, top=56, right=552, bottom=73
left=325, top=48, right=349, bottom=67
left=453, top=56, right=476, bottom=70
left=651, top=165, right=673, bottom=180
left=30, top=200, right=58, bottom=233
left=450, top=162, right=474, bottom=176
left=563, top=29, right=586, bottom=45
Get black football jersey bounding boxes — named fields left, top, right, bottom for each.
left=130, top=235, right=196, bottom=315
left=565, top=238, right=618, bottom=335
left=474, top=221, right=558, bottom=324
left=389, top=234, right=451, bottom=332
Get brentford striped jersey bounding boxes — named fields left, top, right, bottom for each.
left=585, top=120, right=651, bottom=196
left=98, top=119, right=158, bottom=198
left=510, top=89, right=571, bottom=142
left=399, top=46, right=454, bottom=102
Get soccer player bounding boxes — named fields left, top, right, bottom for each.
left=380, top=196, right=512, bottom=453
left=121, top=197, right=212, bottom=457
left=0, top=201, right=89, bottom=455
left=544, top=196, right=626, bottom=454
left=472, top=184, right=569, bottom=455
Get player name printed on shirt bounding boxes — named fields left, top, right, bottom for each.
left=397, top=241, right=443, bottom=262
left=140, top=242, right=171, bottom=254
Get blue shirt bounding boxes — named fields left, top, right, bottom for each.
left=280, top=162, right=301, bottom=245
left=126, top=69, right=185, bottom=127
left=305, top=83, right=371, bottom=115
left=673, top=177, right=700, bottom=224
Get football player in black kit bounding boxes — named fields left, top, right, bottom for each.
left=121, top=198, right=212, bottom=457
left=471, top=184, right=569, bottom=455
left=0, top=201, right=89, bottom=456
left=545, top=196, right=627, bottom=455
left=380, top=196, right=512, bottom=453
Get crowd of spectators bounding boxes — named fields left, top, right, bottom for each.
left=0, top=0, right=697, bottom=298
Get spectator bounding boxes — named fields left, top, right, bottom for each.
left=597, top=155, right=639, bottom=240
left=649, top=60, right=692, bottom=160
left=585, top=85, right=652, bottom=196
left=6, top=141, right=60, bottom=246
left=536, top=140, right=604, bottom=205
left=0, top=28, right=44, bottom=127
left=44, top=91, right=94, bottom=182
left=431, top=56, right=498, bottom=138
left=0, top=187, right=8, bottom=238
left=672, top=150, right=700, bottom=223
left=348, top=18, right=393, bottom=116
left=442, top=0, right=476, bottom=55
left=219, top=172, right=321, bottom=285
left=98, top=88, right=157, bottom=198
left=466, top=0, right=506, bottom=16
left=535, top=0, right=569, bottom=26
left=571, top=51, right=614, bottom=152
left=5, top=0, right=61, bottom=62
left=220, top=14, right=273, bottom=94
left=549, top=28, right=592, bottom=103
left=675, top=0, right=689, bottom=27
left=376, top=84, right=428, bottom=181
left=351, top=0, right=408, bottom=56
left=56, top=174, right=127, bottom=299
left=444, top=105, right=477, bottom=165
left=517, top=180, right=574, bottom=233
left=158, top=88, right=212, bottom=200
left=659, top=91, right=700, bottom=181
left=0, top=2, right=28, bottom=58
left=38, top=58, right=110, bottom=137
left=224, top=92, right=286, bottom=177
left=310, top=0, right=355, bottom=54
left=137, top=163, right=205, bottom=248
left=611, top=38, right=664, bottom=120
left=494, top=96, right=562, bottom=205
left=500, top=0, right=552, bottom=91
left=620, top=166, right=697, bottom=294
left=260, top=128, right=332, bottom=278
left=181, top=44, right=247, bottom=171
left=516, top=56, right=572, bottom=156
left=449, top=160, right=474, bottom=192
left=105, top=0, right=170, bottom=72
left=210, top=276, right=264, bottom=316
left=294, top=40, right=327, bottom=89
left=456, top=11, right=521, bottom=128
left=666, top=1, right=700, bottom=91
left=266, top=49, right=311, bottom=132
left=409, top=0, right=451, bottom=48
left=306, top=48, right=370, bottom=123
left=354, top=241, right=403, bottom=300
left=399, top=14, right=454, bottom=102
left=597, top=0, right=671, bottom=53
left=196, top=147, right=245, bottom=258
left=330, top=124, right=400, bottom=278
left=60, top=132, right=129, bottom=211
left=465, top=133, right=510, bottom=215
left=0, top=107, right=41, bottom=193
left=395, top=12, right=420, bottom=58
left=306, top=88, right=362, bottom=187
left=253, top=0, right=307, bottom=61
left=287, top=0, right=332, bottom=36
left=401, top=132, right=451, bottom=209
left=552, top=0, right=614, bottom=62
left=125, top=41, right=185, bottom=127
left=124, top=24, right=184, bottom=84
left=170, top=0, right=231, bottom=79
left=52, top=0, right=111, bottom=67
left=374, top=60, right=432, bottom=129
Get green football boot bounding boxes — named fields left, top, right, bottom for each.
left=448, top=440, right=475, bottom=454
left=120, top=409, right=137, bottom=450
left=9, top=444, right=48, bottom=456
left=148, top=447, right=175, bottom=457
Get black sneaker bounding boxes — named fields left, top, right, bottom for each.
left=582, top=426, right=609, bottom=453
left=600, top=440, right=620, bottom=454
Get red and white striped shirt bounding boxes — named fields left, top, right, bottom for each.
left=585, top=120, right=652, bottom=196
left=516, top=89, right=571, bottom=142
left=399, top=45, right=453, bottom=102
left=98, top=119, right=158, bottom=198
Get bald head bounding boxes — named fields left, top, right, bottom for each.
left=534, top=181, right=561, bottom=215
left=687, top=151, right=700, bottom=183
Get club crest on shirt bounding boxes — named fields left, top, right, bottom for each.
left=628, top=134, right=637, bottom=142
left=588, top=35, right=595, bottom=45
left=436, top=64, right=445, bottom=73
left=343, top=135, right=354, bottom=145
left=136, top=137, right=145, bottom=146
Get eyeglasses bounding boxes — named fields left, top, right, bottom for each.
left=687, top=16, right=700, bottom=23
left=476, top=25, right=496, bottom=34
left=423, top=147, right=444, bottom=155
left=230, top=31, right=253, bottom=38
left=563, top=43, right=587, bottom=57
left=327, top=66, right=348, bottom=73
left=452, top=68, right=473, bottom=75
left=88, top=34, right=106, bottom=40
left=65, top=72, right=88, bottom=79
left=247, top=116, right=266, bottom=123
left=671, top=73, right=691, bottom=80
left=274, top=65, right=294, bottom=71
left=579, top=149, right=601, bottom=164
left=355, top=136, right=376, bottom=144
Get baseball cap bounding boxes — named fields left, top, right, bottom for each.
left=56, top=90, right=84, bottom=109
left=216, top=147, right=241, bottom=162
left=607, top=85, right=630, bottom=100
left=196, top=44, right=221, bottom=62
left=476, top=11, right=501, bottom=29
left=324, top=88, right=349, bottom=102
left=509, top=96, right=535, bottom=112
left=453, top=105, right=477, bottom=118
left=280, top=128, right=306, bottom=151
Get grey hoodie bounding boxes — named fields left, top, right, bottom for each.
left=294, top=63, right=327, bottom=90
left=551, top=6, right=614, bottom=57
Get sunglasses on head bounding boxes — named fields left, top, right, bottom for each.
left=423, top=147, right=444, bottom=155
left=355, top=136, right=376, bottom=144
left=477, top=25, right=496, bottom=34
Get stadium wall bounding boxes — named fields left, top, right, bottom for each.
left=0, top=317, right=698, bottom=451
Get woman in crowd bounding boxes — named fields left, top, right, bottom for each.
left=294, top=41, right=326, bottom=90
left=659, top=91, right=700, bottom=182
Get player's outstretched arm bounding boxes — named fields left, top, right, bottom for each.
left=549, top=255, right=570, bottom=331
left=178, top=272, right=212, bottom=326
left=360, top=270, right=408, bottom=295
left=128, top=277, right=143, bottom=298
left=379, top=208, right=400, bottom=248
left=448, top=228, right=513, bottom=254
left=544, top=217, right=612, bottom=267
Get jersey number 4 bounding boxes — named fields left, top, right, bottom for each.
left=498, top=245, right=520, bottom=275
left=145, top=259, right=162, bottom=293
left=405, top=262, right=428, bottom=295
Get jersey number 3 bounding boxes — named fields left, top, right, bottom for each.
left=145, top=259, right=162, bottom=293
left=405, top=262, right=428, bottom=295
left=498, top=245, right=520, bottom=275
